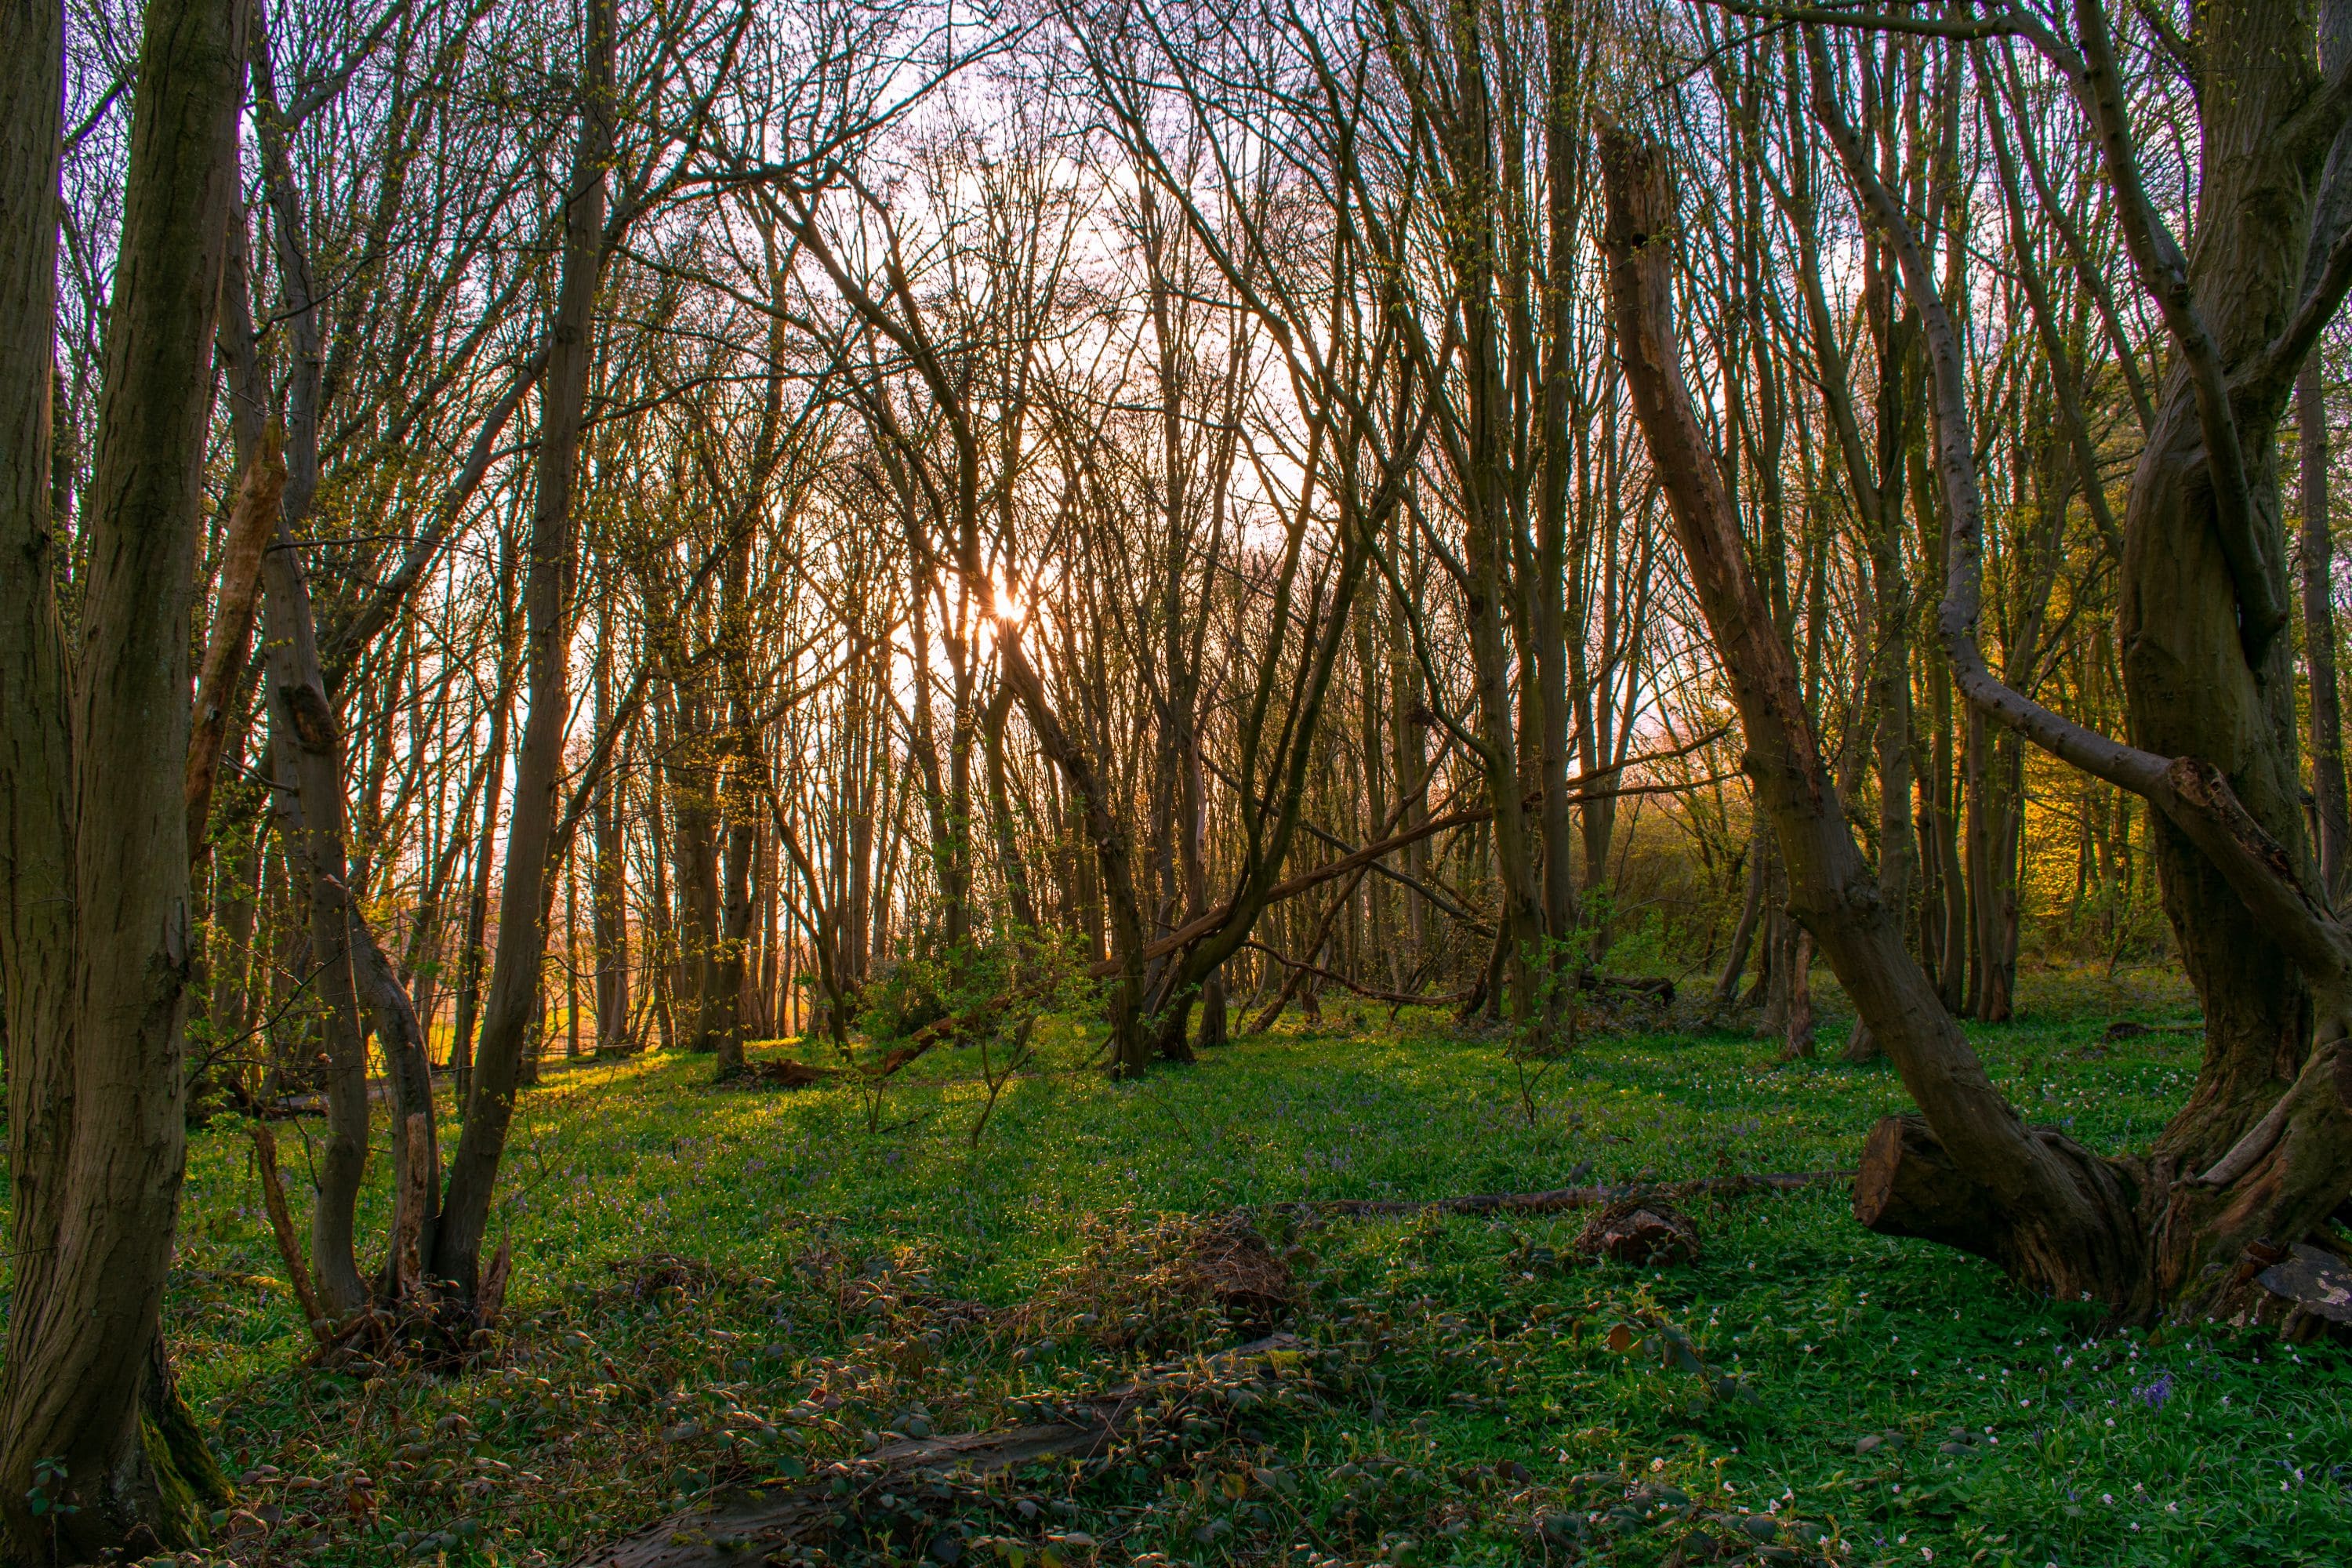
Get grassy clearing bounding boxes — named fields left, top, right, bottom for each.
left=65, top=965, right=2352, bottom=1566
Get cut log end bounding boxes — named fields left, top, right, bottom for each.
left=1853, top=1114, right=2014, bottom=1264
left=1855, top=1113, right=2152, bottom=1310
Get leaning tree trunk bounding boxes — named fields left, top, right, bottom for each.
left=0, top=0, right=248, bottom=1552
left=1771, top=9, right=2352, bottom=1323
left=1603, top=122, right=2153, bottom=1311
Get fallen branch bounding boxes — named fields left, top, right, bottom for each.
left=1584, top=973, right=1676, bottom=1005
left=874, top=1021, right=952, bottom=1078
left=565, top=1334, right=1305, bottom=1568
left=1096, top=732, right=1733, bottom=980
left=1241, top=939, right=1475, bottom=1011
left=856, top=980, right=1049, bottom=1082
left=1279, top=1170, right=1848, bottom=1218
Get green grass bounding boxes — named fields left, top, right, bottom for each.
left=67, top=965, right=2352, bottom=1565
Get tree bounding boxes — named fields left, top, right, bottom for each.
left=1602, top=0, right=2352, bottom=1311
left=434, top=0, right=619, bottom=1295
left=0, top=0, right=249, bottom=1551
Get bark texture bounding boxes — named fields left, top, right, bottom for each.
left=0, top=0, right=248, bottom=1552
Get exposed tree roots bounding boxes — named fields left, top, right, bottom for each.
left=251, top=1121, right=512, bottom=1375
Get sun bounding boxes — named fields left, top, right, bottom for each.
left=990, top=577, right=1027, bottom=626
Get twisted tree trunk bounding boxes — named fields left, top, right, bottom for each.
left=1600, top=3, right=2352, bottom=1322
left=1606, top=124, right=2185, bottom=1317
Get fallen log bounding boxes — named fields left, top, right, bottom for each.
left=1584, top=973, right=1675, bottom=1005
left=725, top=1057, right=840, bottom=1089
left=565, top=1334, right=1305, bottom=1568
left=1241, top=940, right=1475, bottom=1011
left=760, top=1000, right=1015, bottom=1095
left=1095, top=730, right=1733, bottom=980
left=1280, top=1170, right=1847, bottom=1218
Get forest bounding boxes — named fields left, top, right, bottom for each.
left=3, top=0, right=2352, bottom=1561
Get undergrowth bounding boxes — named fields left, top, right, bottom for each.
left=13, top=964, right=2349, bottom=1566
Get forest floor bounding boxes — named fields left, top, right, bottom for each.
left=107, top=964, right=2352, bottom=1566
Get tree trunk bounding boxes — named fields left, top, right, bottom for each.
left=0, top=0, right=247, bottom=1550
left=434, top=0, right=614, bottom=1295
left=1919, top=555, right=1970, bottom=1011
left=647, top=782, right=677, bottom=1051
left=981, top=682, right=1039, bottom=928
left=1006, top=641, right=1152, bottom=1073
left=666, top=683, right=724, bottom=1051
left=1795, top=13, right=2352, bottom=1319
left=201, top=815, right=264, bottom=1102
left=2300, top=359, right=2349, bottom=902
left=1965, top=715, right=2020, bottom=1022
left=260, top=549, right=376, bottom=1316
left=712, top=812, right=755, bottom=1078
left=1846, top=303, right=1917, bottom=1062
left=452, top=621, right=515, bottom=1100
left=2047, top=0, right=2327, bottom=1173
left=2122, top=390, right=2307, bottom=1153
left=565, top=853, right=583, bottom=1060
left=1605, top=125, right=2147, bottom=1308
left=183, top=433, right=283, bottom=850
left=1711, top=829, right=1766, bottom=1012
left=1779, top=929, right=1817, bottom=1062
left=1534, top=3, right=1587, bottom=960
left=592, top=646, right=633, bottom=1054
left=1390, top=606, right=1431, bottom=968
